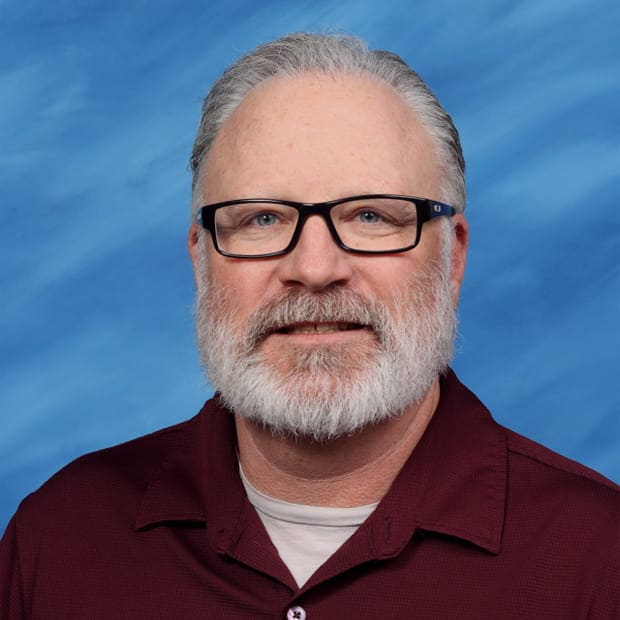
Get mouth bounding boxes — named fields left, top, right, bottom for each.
left=275, top=322, right=368, bottom=335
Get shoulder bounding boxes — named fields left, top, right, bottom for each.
left=505, top=426, right=619, bottom=492
left=498, top=427, right=619, bottom=611
left=447, top=370, right=619, bottom=514
left=0, top=408, right=219, bottom=615
left=502, top=425, right=619, bottom=523
left=15, top=413, right=201, bottom=529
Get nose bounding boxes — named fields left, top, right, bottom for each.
left=275, top=214, right=354, bottom=291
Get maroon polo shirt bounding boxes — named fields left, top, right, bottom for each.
left=1, top=371, right=618, bottom=619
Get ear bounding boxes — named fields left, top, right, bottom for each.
left=449, top=214, right=468, bottom=307
left=187, top=223, right=203, bottom=287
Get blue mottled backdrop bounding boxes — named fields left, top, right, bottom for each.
left=1, top=0, right=619, bottom=531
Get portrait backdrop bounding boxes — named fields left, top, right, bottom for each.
left=1, top=0, right=619, bottom=531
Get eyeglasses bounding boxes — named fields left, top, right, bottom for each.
left=194, top=194, right=458, bottom=258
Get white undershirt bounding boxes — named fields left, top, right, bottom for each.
left=240, top=466, right=378, bottom=587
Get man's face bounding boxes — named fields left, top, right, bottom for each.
left=189, top=72, right=467, bottom=440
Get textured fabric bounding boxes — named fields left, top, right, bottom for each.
left=241, top=465, right=378, bottom=586
left=1, top=370, right=618, bottom=619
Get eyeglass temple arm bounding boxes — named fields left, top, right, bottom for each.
left=428, top=201, right=458, bottom=219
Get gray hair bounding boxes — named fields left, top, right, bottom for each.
left=190, top=32, right=465, bottom=212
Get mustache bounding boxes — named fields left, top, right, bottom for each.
left=243, top=288, right=390, bottom=349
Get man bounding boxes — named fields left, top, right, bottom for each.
left=1, top=33, right=618, bottom=619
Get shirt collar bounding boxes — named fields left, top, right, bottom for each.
left=368, top=369, right=507, bottom=555
left=135, top=370, right=507, bottom=555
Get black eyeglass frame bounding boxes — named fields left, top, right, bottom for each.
left=195, top=194, right=458, bottom=258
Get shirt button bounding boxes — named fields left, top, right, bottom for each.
left=287, top=606, right=307, bottom=620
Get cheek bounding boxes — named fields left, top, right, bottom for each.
left=355, top=257, right=418, bottom=295
left=207, top=259, right=279, bottom=319
left=355, top=249, right=442, bottom=311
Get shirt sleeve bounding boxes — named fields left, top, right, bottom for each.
left=0, top=515, right=25, bottom=619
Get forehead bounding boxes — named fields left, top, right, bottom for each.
left=202, top=71, right=440, bottom=203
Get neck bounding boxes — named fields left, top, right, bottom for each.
left=235, top=378, right=440, bottom=507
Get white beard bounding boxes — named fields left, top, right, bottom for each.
left=195, top=233, right=457, bottom=442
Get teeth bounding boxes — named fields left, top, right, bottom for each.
left=284, top=323, right=359, bottom=334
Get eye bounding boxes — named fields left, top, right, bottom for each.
left=357, top=210, right=383, bottom=224
left=235, top=209, right=286, bottom=229
left=252, top=212, right=279, bottom=227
